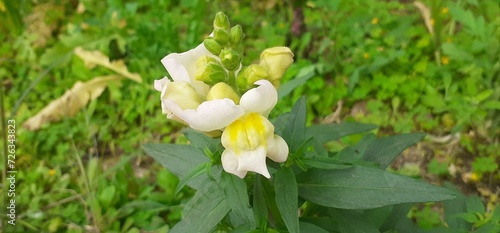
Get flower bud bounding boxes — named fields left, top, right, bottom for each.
left=204, top=37, right=222, bottom=55
left=220, top=48, right=241, bottom=71
left=214, top=12, right=230, bottom=30
left=229, top=25, right=244, bottom=45
left=207, top=82, right=240, bottom=104
left=214, top=28, right=229, bottom=46
left=259, top=47, right=294, bottom=87
left=196, top=55, right=218, bottom=69
left=245, top=64, right=269, bottom=84
left=195, top=62, right=228, bottom=85
left=162, top=82, right=202, bottom=110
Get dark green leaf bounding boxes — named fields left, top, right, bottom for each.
left=297, top=166, right=456, bottom=209
left=275, top=167, right=299, bottom=233
left=221, top=172, right=256, bottom=229
left=182, top=128, right=221, bottom=152
left=329, top=209, right=380, bottom=233
left=336, top=133, right=376, bottom=163
left=301, top=157, right=352, bottom=170
left=143, top=143, right=209, bottom=189
left=253, top=176, right=268, bottom=228
left=282, top=97, right=307, bottom=152
left=171, top=182, right=230, bottom=233
left=299, top=222, right=329, bottom=233
left=278, top=65, right=316, bottom=99
left=175, top=162, right=208, bottom=196
left=443, top=188, right=471, bottom=230
left=306, top=122, right=377, bottom=144
left=363, top=133, right=426, bottom=169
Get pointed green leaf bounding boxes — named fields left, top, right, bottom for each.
left=182, top=128, right=221, bottom=152
left=299, top=222, right=329, bottom=233
left=336, top=133, right=376, bottom=163
left=363, top=133, right=426, bottom=169
left=143, top=144, right=209, bottom=189
left=329, top=209, right=380, bottom=233
left=301, top=157, right=352, bottom=170
left=253, top=176, right=268, bottom=227
left=175, top=162, right=208, bottom=196
left=221, top=172, right=256, bottom=229
left=275, top=167, right=299, bottom=233
left=306, top=122, right=377, bottom=144
left=171, top=182, right=230, bottom=233
left=282, top=97, right=307, bottom=152
left=278, top=65, right=316, bottom=99
left=297, top=166, right=456, bottom=209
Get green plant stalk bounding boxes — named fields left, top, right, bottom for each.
left=71, top=139, right=100, bottom=229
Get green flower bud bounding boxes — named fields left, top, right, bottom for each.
left=214, top=12, right=230, bottom=30
left=195, top=62, right=228, bottom=85
left=219, top=48, right=241, bottom=71
left=245, top=64, right=269, bottom=84
left=229, top=25, right=244, bottom=45
left=207, top=82, right=240, bottom=104
left=196, top=55, right=218, bottom=69
left=204, top=37, right=222, bottom=55
left=259, top=47, right=294, bottom=88
left=214, top=28, right=229, bottom=46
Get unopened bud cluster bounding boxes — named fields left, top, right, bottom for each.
left=197, top=12, right=294, bottom=101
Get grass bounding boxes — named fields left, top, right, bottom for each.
left=0, top=0, right=498, bottom=231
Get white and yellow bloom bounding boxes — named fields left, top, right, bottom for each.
left=155, top=39, right=290, bottom=179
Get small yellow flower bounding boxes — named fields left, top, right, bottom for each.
left=49, top=169, right=56, bottom=176
left=363, top=53, right=370, bottom=59
left=441, top=56, right=449, bottom=65
left=430, top=18, right=435, bottom=26
left=371, top=17, right=379, bottom=25
left=470, top=172, right=480, bottom=182
left=441, top=7, right=449, bottom=14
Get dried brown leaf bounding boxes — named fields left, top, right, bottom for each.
left=23, top=75, right=123, bottom=130
left=74, top=47, right=142, bottom=83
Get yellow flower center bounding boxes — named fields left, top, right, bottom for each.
left=224, top=113, right=272, bottom=155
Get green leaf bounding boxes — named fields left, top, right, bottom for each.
left=275, top=167, right=299, bottom=233
left=171, top=182, right=230, bottom=233
left=443, top=184, right=471, bottom=230
left=182, top=128, right=221, bottom=152
left=175, top=162, right=208, bottom=196
left=301, top=157, right=352, bottom=170
left=278, top=65, right=316, bottom=99
left=221, top=172, right=256, bottom=229
left=143, top=144, right=209, bottom=189
left=442, top=43, right=474, bottom=62
left=297, top=166, right=456, bottom=209
left=282, top=97, right=307, bottom=152
left=336, top=133, right=376, bottom=163
left=329, top=209, right=380, bottom=233
left=253, top=176, right=268, bottom=228
left=482, top=100, right=500, bottom=110
left=363, top=133, right=426, bottom=169
left=306, top=122, right=377, bottom=144
left=299, top=222, right=329, bottom=233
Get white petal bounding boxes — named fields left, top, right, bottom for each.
left=163, top=98, right=244, bottom=132
left=161, top=43, right=212, bottom=80
left=240, top=79, right=278, bottom=116
left=267, top=135, right=289, bottom=163
left=237, top=147, right=270, bottom=178
left=222, top=149, right=247, bottom=178
left=154, top=77, right=169, bottom=92
left=161, top=43, right=212, bottom=96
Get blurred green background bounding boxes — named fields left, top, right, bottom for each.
left=0, top=0, right=498, bottom=231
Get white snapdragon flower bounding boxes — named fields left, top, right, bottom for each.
left=155, top=41, right=291, bottom=179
